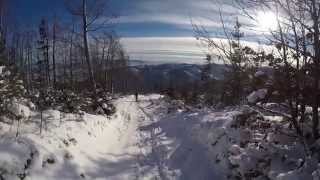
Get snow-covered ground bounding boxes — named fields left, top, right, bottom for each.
left=0, top=94, right=319, bottom=180
left=0, top=94, right=174, bottom=180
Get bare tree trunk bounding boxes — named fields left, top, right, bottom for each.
left=311, top=0, right=320, bottom=139
left=52, top=17, right=57, bottom=88
left=63, top=47, right=67, bottom=86
left=40, top=110, right=43, bottom=135
left=82, top=0, right=97, bottom=93
left=0, top=0, right=6, bottom=51
left=105, top=44, right=110, bottom=89
left=45, top=37, right=50, bottom=86
left=101, top=41, right=107, bottom=89
left=69, top=24, right=74, bottom=89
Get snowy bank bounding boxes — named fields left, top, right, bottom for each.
left=247, top=89, right=268, bottom=104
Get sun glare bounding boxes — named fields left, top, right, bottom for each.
left=256, top=11, right=278, bottom=31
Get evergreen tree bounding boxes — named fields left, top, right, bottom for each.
left=219, top=18, right=252, bottom=105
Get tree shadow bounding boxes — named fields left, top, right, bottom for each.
left=83, top=152, right=141, bottom=179
left=48, top=158, right=84, bottom=179
left=138, top=107, right=224, bottom=180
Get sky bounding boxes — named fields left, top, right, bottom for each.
left=10, top=0, right=241, bottom=37
left=9, top=0, right=261, bottom=64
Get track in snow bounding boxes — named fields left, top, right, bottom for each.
left=113, top=95, right=175, bottom=180
left=136, top=100, right=169, bottom=180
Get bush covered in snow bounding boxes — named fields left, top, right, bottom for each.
left=181, top=105, right=320, bottom=180
left=247, top=88, right=268, bottom=104
left=7, top=99, right=31, bottom=120
left=30, top=88, right=115, bottom=116
left=0, top=65, right=27, bottom=116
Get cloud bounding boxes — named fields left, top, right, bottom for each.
left=121, top=36, right=273, bottom=65
left=113, top=0, right=268, bottom=40
left=121, top=37, right=208, bottom=64
left=117, top=13, right=223, bottom=29
left=115, top=0, right=243, bottom=32
left=116, top=1, right=270, bottom=64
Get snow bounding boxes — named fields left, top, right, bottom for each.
left=0, top=94, right=319, bottom=180
left=313, top=165, right=320, bottom=180
left=247, top=88, right=268, bottom=103
left=229, top=144, right=242, bottom=155
left=0, top=66, right=5, bottom=75
left=27, top=102, right=36, bottom=110
left=7, top=99, right=31, bottom=119
left=264, top=115, right=283, bottom=122
left=255, top=70, right=266, bottom=77
left=0, top=138, right=34, bottom=180
left=0, top=95, right=168, bottom=179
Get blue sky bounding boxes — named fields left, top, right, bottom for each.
left=9, top=0, right=261, bottom=64
left=10, top=0, right=242, bottom=37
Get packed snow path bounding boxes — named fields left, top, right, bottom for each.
left=110, top=94, right=180, bottom=180
left=121, top=95, right=221, bottom=180
left=105, top=94, right=176, bottom=180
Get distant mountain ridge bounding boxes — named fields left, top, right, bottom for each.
left=128, top=62, right=227, bottom=92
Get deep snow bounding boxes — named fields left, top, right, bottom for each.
left=0, top=94, right=319, bottom=180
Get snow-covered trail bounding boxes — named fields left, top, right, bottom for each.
left=0, top=95, right=175, bottom=180
left=100, top=94, right=221, bottom=180
left=1, top=94, right=225, bottom=180
left=28, top=97, right=146, bottom=180
left=112, top=94, right=177, bottom=180
left=134, top=96, right=226, bottom=180
left=134, top=96, right=177, bottom=180
left=36, top=94, right=175, bottom=180
left=113, top=96, right=320, bottom=180
left=56, top=95, right=170, bottom=180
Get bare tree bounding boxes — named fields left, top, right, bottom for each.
left=69, top=21, right=76, bottom=89
left=0, top=0, right=7, bottom=59
left=65, top=0, right=114, bottom=93
left=0, top=0, right=5, bottom=39
left=193, top=14, right=262, bottom=105
left=52, top=15, right=58, bottom=88
left=38, top=18, right=50, bottom=86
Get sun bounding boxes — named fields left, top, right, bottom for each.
left=256, top=11, right=278, bottom=31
